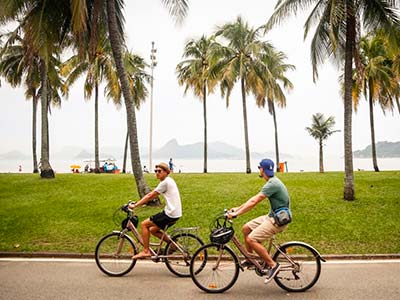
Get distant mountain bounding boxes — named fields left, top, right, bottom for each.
left=152, top=139, right=292, bottom=160
left=0, top=150, right=29, bottom=160
left=50, top=145, right=123, bottom=160
left=73, top=147, right=122, bottom=160
left=74, top=150, right=93, bottom=159
left=353, top=141, right=400, bottom=158
left=1, top=139, right=293, bottom=162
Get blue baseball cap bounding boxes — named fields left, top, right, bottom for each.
left=258, top=159, right=274, bottom=177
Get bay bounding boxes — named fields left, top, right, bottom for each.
left=2, top=156, right=400, bottom=174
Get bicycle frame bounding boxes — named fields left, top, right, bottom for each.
left=229, top=234, right=275, bottom=270
left=117, top=218, right=194, bottom=260
left=223, top=233, right=324, bottom=272
left=209, top=233, right=291, bottom=274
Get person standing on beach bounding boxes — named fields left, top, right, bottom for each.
left=129, top=162, right=182, bottom=259
left=169, top=158, right=174, bottom=173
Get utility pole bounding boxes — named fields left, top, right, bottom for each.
left=149, top=41, right=157, bottom=171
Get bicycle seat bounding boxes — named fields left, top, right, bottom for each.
left=163, top=222, right=176, bottom=231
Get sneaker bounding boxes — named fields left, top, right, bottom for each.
left=264, top=263, right=281, bottom=284
left=241, top=259, right=254, bottom=268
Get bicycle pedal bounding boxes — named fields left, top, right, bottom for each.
left=150, top=256, right=160, bottom=262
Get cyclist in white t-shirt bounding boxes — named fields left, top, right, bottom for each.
left=129, top=162, right=182, bottom=259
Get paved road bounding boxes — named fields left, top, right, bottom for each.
left=0, top=258, right=399, bottom=300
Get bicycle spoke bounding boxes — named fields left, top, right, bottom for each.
left=95, top=233, right=137, bottom=276
left=190, top=244, right=239, bottom=293
left=273, top=243, right=321, bottom=292
left=164, top=233, right=204, bottom=277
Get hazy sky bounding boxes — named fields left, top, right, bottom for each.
left=1, top=0, right=399, bottom=162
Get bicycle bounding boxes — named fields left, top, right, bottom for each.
left=190, top=210, right=326, bottom=293
left=95, top=202, right=204, bottom=277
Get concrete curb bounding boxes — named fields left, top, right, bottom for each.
left=1, top=251, right=399, bottom=260
left=321, top=253, right=400, bottom=260
left=0, top=252, right=94, bottom=259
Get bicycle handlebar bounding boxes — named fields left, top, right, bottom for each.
left=215, top=209, right=234, bottom=228
left=121, top=201, right=135, bottom=213
left=223, top=209, right=236, bottom=221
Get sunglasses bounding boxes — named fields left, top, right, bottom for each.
left=154, top=169, right=163, bottom=173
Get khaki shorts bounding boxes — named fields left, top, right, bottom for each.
left=246, top=215, right=288, bottom=243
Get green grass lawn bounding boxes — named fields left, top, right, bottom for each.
left=0, top=171, right=399, bottom=255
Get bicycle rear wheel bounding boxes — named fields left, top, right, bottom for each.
left=95, top=232, right=138, bottom=276
left=190, top=243, right=239, bottom=293
left=273, top=242, right=321, bottom=292
left=164, top=233, right=204, bottom=277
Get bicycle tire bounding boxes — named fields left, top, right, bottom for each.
left=190, top=243, right=240, bottom=293
left=164, top=233, right=204, bottom=277
left=95, top=232, right=138, bottom=276
left=272, top=242, right=321, bottom=292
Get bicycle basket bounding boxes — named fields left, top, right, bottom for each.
left=121, top=215, right=139, bottom=230
left=209, top=214, right=234, bottom=244
left=210, top=226, right=234, bottom=244
left=113, top=205, right=138, bottom=229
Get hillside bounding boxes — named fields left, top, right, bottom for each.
left=152, top=139, right=292, bottom=159
left=353, top=141, right=400, bottom=158
left=0, top=139, right=291, bottom=161
left=0, top=150, right=29, bottom=160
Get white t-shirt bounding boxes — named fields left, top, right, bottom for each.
left=154, top=177, right=182, bottom=218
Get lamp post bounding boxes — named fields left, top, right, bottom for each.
left=149, top=41, right=157, bottom=171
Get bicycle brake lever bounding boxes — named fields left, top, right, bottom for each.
left=122, top=202, right=134, bottom=213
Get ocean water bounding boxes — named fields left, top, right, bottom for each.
left=2, top=156, right=400, bottom=174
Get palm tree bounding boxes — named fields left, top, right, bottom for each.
left=62, top=33, right=118, bottom=173
left=255, top=49, right=295, bottom=172
left=106, top=0, right=188, bottom=197
left=0, top=28, right=64, bottom=175
left=351, top=33, right=396, bottom=172
left=215, top=16, right=272, bottom=174
left=0, top=33, right=40, bottom=173
left=0, top=0, right=73, bottom=178
left=380, top=28, right=400, bottom=115
left=105, top=51, right=150, bottom=176
left=306, top=113, right=340, bottom=173
left=176, top=35, right=219, bottom=173
left=265, top=0, right=400, bottom=200
left=1, top=0, right=188, bottom=191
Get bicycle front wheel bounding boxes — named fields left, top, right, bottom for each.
left=190, top=243, right=239, bottom=293
left=273, top=242, right=321, bottom=292
left=164, top=233, right=204, bottom=277
left=95, top=232, right=138, bottom=276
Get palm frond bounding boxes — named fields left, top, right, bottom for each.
left=161, top=0, right=189, bottom=24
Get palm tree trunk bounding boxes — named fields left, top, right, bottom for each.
left=368, top=82, right=379, bottom=172
left=94, top=82, right=100, bottom=173
left=32, top=91, right=39, bottom=173
left=106, top=0, right=152, bottom=200
left=203, top=81, right=207, bottom=173
left=319, top=139, right=324, bottom=173
left=241, top=77, right=251, bottom=174
left=46, top=97, right=50, bottom=157
left=343, top=5, right=355, bottom=200
left=39, top=58, right=54, bottom=178
left=270, top=101, right=280, bottom=173
left=395, top=97, right=400, bottom=115
left=123, top=131, right=128, bottom=174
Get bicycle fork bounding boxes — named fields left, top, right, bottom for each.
left=212, top=246, right=226, bottom=271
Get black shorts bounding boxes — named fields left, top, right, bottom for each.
left=150, top=211, right=179, bottom=230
